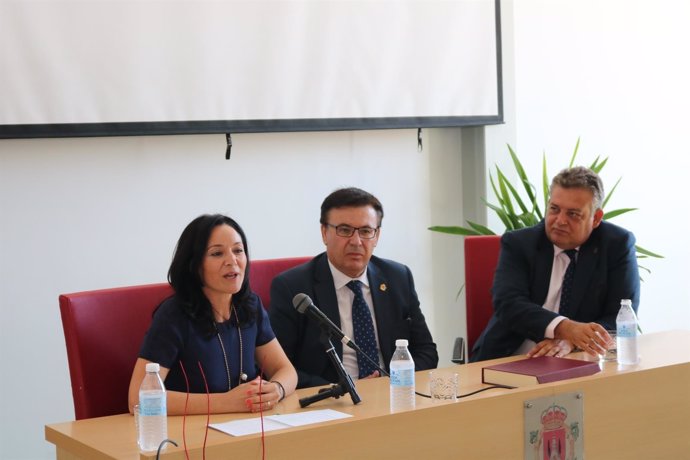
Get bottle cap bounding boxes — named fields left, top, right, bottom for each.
left=395, top=339, right=409, bottom=347
left=621, top=299, right=632, bottom=306
left=145, top=362, right=160, bottom=373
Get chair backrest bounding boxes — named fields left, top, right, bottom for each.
left=59, top=283, right=174, bottom=420
left=464, top=235, right=502, bottom=359
left=59, top=256, right=311, bottom=420
left=250, top=256, right=311, bottom=308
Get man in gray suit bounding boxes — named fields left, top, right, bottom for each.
left=471, top=166, right=640, bottom=362
left=269, top=187, right=438, bottom=388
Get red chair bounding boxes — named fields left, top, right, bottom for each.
left=250, top=256, right=310, bottom=309
left=452, top=235, right=501, bottom=363
left=59, top=256, right=310, bottom=419
left=59, top=283, right=173, bottom=420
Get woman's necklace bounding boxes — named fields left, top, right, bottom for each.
left=216, top=304, right=246, bottom=391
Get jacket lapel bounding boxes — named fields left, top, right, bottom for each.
left=312, top=255, right=343, bottom=356
left=367, top=262, right=393, bottom=363
left=534, top=235, right=554, bottom=304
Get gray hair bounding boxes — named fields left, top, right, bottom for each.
left=550, top=166, right=605, bottom=210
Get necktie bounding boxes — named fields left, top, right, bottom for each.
left=346, top=280, right=379, bottom=378
left=559, top=249, right=578, bottom=316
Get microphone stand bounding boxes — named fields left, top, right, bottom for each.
left=299, top=331, right=361, bottom=408
left=343, top=335, right=389, bottom=378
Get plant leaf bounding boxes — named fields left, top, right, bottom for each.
left=636, top=245, right=664, bottom=258
left=489, top=172, right=505, bottom=209
left=428, top=138, right=662, bottom=291
left=508, top=144, right=539, bottom=209
left=495, top=173, right=523, bottom=230
left=496, top=167, right=516, bottom=216
left=589, top=155, right=609, bottom=174
left=518, top=212, right=539, bottom=227
left=588, top=155, right=600, bottom=171
left=637, top=264, right=651, bottom=274
left=497, top=167, right=531, bottom=215
left=455, top=284, right=465, bottom=301
left=603, top=208, right=638, bottom=219
left=467, top=221, right=497, bottom=235
left=568, top=137, right=580, bottom=168
left=428, top=226, right=479, bottom=236
left=485, top=201, right=515, bottom=230
left=540, top=153, right=549, bottom=218
left=489, top=171, right=499, bottom=196
left=601, top=176, right=621, bottom=209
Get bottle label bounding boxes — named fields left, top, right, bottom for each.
left=390, top=368, right=415, bottom=387
left=617, top=322, right=637, bottom=338
left=139, top=393, right=166, bottom=416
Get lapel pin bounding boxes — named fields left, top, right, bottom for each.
left=380, top=283, right=387, bottom=292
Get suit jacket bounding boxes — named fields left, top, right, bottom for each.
left=470, top=220, right=640, bottom=362
left=269, top=253, right=438, bottom=388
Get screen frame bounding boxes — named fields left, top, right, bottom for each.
left=0, top=0, right=503, bottom=139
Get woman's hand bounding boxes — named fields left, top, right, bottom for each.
left=238, top=377, right=283, bottom=413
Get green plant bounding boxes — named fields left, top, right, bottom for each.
left=429, top=139, right=662, bottom=276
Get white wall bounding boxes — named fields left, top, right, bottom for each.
left=485, top=0, right=690, bottom=335
left=3, top=1, right=690, bottom=457
left=0, top=128, right=468, bottom=458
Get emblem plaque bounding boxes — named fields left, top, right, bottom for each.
left=523, top=391, right=585, bottom=460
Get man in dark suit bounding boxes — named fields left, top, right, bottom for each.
left=471, top=166, right=640, bottom=362
left=269, top=187, right=438, bottom=388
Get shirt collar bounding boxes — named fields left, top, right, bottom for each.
left=553, top=244, right=580, bottom=257
left=327, top=259, right=369, bottom=290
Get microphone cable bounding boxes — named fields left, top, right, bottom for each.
left=150, top=362, right=189, bottom=460
left=414, top=383, right=514, bottom=399
left=155, top=439, right=178, bottom=460
left=175, top=363, right=273, bottom=460
left=175, top=360, right=212, bottom=460
left=178, top=361, right=191, bottom=460
left=258, top=372, right=266, bottom=460
left=361, top=351, right=389, bottom=378
left=359, top=345, right=516, bottom=398
left=198, top=362, right=210, bottom=460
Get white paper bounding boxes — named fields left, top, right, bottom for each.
left=209, top=409, right=352, bottom=437
left=271, top=409, right=352, bottom=426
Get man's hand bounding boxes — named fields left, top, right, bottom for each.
left=360, top=370, right=380, bottom=380
left=555, top=319, right=609, bottom=356
left=527, top=339, right=573, bottom=358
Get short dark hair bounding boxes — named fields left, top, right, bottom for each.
left=319, top=187, right=384, bottom=226
left=167, top=214, right=253, bottom=334
left=550, top=166, right=605, bottom=211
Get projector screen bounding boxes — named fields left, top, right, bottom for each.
left=0, top=0, right=502, bottom=138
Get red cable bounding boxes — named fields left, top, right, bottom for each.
left=198, top=362, right=210, bottom=460
left=178, top=361, right=191, bottom=460
left=258, top=368, right=266, bottom=460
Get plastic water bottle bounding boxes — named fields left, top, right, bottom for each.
left=138, top=362, right=168, bottom=451
left=389, top=339, right=415, bottom=412
left=616, top=299, right=639, bottom=365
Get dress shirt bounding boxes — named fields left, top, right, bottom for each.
left=327, top=260, right=384, bottom=380
left=514, top=245, right=578, bottom=355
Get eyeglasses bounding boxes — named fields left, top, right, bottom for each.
left=325, top=224, right=379, bottom=239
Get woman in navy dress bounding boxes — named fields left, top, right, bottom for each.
left=128, top=214, right=297, bottom=414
